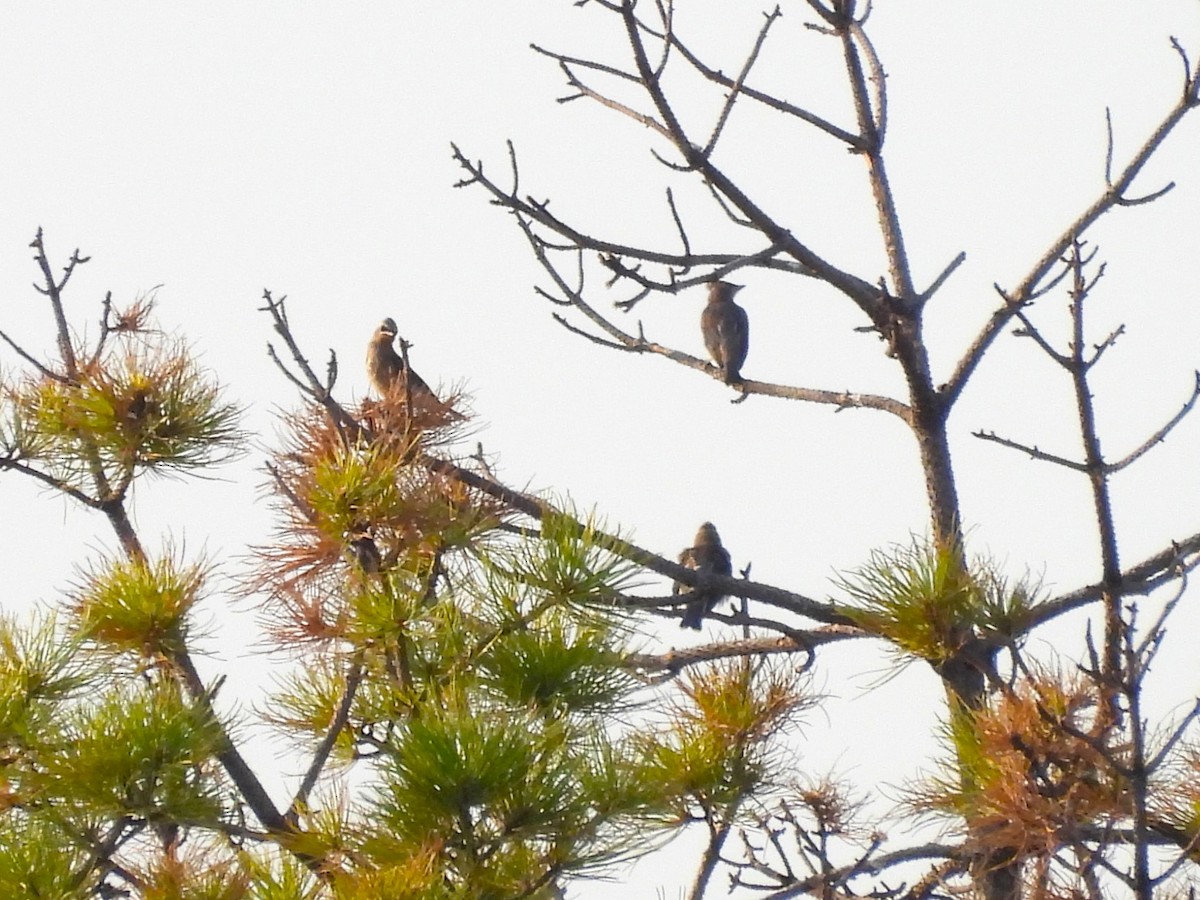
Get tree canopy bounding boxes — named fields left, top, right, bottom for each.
left=3, top=3, right=1200, bottom=899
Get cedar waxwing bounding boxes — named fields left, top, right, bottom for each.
left=673, top=521, right=733, bottom=629
left=366, top=317, right=436, bottom=401
left=700, top=281, right=749, bottom=384
left=348, top=532, right=383, bottom=576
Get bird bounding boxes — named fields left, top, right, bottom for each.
left=366, top=317, right=436, bottom=402
left=673, top=522, right=733, bottom=630
left=700, top=281, right=749, bottom=384
left=347, top=531, right=383, bottom=576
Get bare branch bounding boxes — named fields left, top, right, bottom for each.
left=1030, top=531, right=1200, bottom=628
left=1105, top=106, right=1116, bottom=186
left=624, top=629, right=858, bottom=675
left=285, top=652, right=365, bottom=827
left=917, top=251, right=966, bottom=306
left=1168, top=35, right=1200, bottom=102
left=605, top=238, right=803, bottom=304
left=701, top=6, right=782, bottom=158
left=530, top=44, right=640, bottom=86
left=665, top=187, right=691, bottom=259
left=1085, top=322, right=1124, bottom=369
left=451, top=143, right=805, bottom=277
left=1012, top=308, right=1071, bottom=368
left=0, top=327, right=71, bottom=383
left=836, top=12, right=914, bottom=302
left=650, top=0, right=674, bottom=79
left=259, top=292, right=327, bottom=401
left=259, top=290, right=360, bottom=445
left=1147, top=698, right=1200, bottom=773
left=266, top=342, right=317, bottom=397
left=760, top=842, right=966, bottom=900
left=1115, top=181, right=1175, bottom=206
left=942, top=68, right=1200, bottom=407
left=848, top=17, right=887, bottom=142
left=556, top=60, right=672, bottom=137
left=665, top=12, right=861, bottom=145
left=516, top=214, right=912, bottom=419
left=550, top=313, right=628, bottom=350
left=617, top=6, right=884, bottom=315
left=1108, top=371, right=1200, bottom=473
left=972, top=430, right=1087, bottom=472
left=30, top=228, right=87, bottom=379
left=0, top=457, right=104, bottom=507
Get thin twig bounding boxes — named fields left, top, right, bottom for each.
left=1030, top=530, right=1200, bottom=627
left=701, top=6, right=781, bottom=158
left=1107, top=371, right=1200, bottom=473
left=943, top=65, right=1200, bottom=406
left=284, top=651, right=365, bottom=826
left=0, top=327, right=70, bottom=383
left=972, top=430, right=1086, bottom=471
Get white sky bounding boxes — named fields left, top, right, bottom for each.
left=2, top=3, right=1200, bottom=896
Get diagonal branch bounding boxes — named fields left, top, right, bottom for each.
left=167, top=650, right=298, bottom=845
left=615, top=1, right=883, bottom=316
left=836, top=12, right=914, bottom=303
left=553, top=60, right=672, bottom=138
left=284, top=651, right=365, bottom=827
left=1107, top=371, right=1200, bottom=473
left=1013, top=308, right=1072, bottom=368
left=261, top=301, right=859, bottom=628
left=654, top=9, right=860, bottom=145
left=943, top=65, right=1200, bottom=408
left=0, top=327, right=71, bottom=383
left=701, top=6, right=781, bottom=158
left=0, top=457, right=106, bottom=507
left=522, top=214, right=911, bottom=420
left=451, top=142, right=806, bottom=278
left=422, top=448, right=849, bottom=625
left=918, top=251, right=966, bottom=307
left=260, top=291, right=360, bottom=446
left=1029, top=530, right=1200, bottom=628
left=972, top=430, right=1087, bottom=471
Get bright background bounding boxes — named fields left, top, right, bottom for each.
left=2, top=3, right=1199, bottom=896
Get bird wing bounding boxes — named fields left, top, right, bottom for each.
left=723, top=304, right=750, bottom=375
left=403, top=363, right=434, bottom=398
left=700, top=304, right=724, bottom=365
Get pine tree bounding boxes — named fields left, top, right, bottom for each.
left=4, top=3, right=1200, bottom=898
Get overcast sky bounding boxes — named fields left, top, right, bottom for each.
left=3, top=3, right=1200, bottom=896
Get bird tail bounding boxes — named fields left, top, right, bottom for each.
left=679, top=600, right=704, bottom=630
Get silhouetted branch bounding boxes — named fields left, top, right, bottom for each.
left=624, top=630, right=856, bottom=676
left=1030, top=531, right=1200, bottom=627
left=972, top=430, right=1086, bottom=472
left=1108, top=371, right=1200, bottom=473
left=700, top=6, right=782, bottom=158
left=285, top=651, right=365, bottom=827
left=943, top=61, right=1200, bottom=406
left=919, top=251, right=966, bottom=307
left=0, top=327, right=69, bottom=383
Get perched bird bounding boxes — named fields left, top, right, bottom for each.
left=366, top=317, right=436, bottom=401
left=700, top=281, right=749, bottom=384
left=673, top=522, right=733, bottom=630
left=347, top=531, right=383, bottom=576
